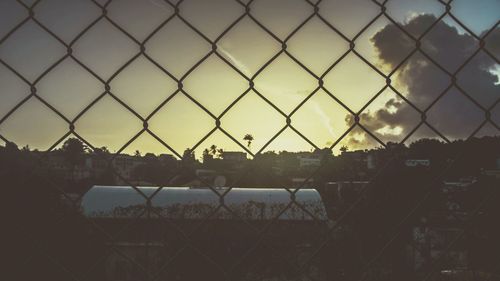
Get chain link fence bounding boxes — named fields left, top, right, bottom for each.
left=2, top=0, right=500, bottom=280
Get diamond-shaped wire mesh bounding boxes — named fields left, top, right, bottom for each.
left=1, top=0, right=499, bottom=280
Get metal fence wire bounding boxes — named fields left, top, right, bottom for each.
left=1, top=0, right=499, bottom=280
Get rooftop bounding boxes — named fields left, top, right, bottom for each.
left=81, top=186, right=328, bottom=221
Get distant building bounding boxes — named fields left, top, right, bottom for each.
left=86, top=155, right=107, bottom=175
left=220, top=151, right=248, bottom=170
left=340, top=150, right=366, bottom=160
left=406, top=180, right=477, bottom=274
left=193, top=169, right=220, bottom=187
left=324, top=181, right=368, bottom=202
left=367, top=153, right=376, bottom=170
left=45, top=153, right=106, bottom=181
left=158, top=153, right=176, bottom=163
left=46, top=153, right=67, bottom=171
left=291, top=177, right=315, bottom=189
left=221, top=151, right=247, bottom=162
left=482, top=157, right=500, bottom=179
left=112, top=155, right=147, bottom=184
left=271, top=165, right=283, bottom=176
left=82, top=186, right=328, bottom=220
left=409, top=225, right=467, bottom=272
left=195, top=168, right=217, bottom=179
left=43, top=151, right=181, bottom=185
left=405, top=159, right=431, bottom=167
left=297, top=154, right=321, bottom=168
left=341, top=150, right=370, bottom=171
left=319, top=181, right=370, bottom=218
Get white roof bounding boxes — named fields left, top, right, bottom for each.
left=81, top=186, right=328, bottom=221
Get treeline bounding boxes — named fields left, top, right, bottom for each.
left=1, top=135, right=499, bottom=188
left=2, top=136, right=499, bottom=280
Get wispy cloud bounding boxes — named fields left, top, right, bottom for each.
left=217, top=45, right=252, bottom=77
left=148, top=0, right=172, bottom=11
left=218, top=46, right=338, bottom=145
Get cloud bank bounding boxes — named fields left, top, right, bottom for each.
left=345, top=14, right=499, bottom=148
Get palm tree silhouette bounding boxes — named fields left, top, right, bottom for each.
left=243, top=134, right=254, bottom=148
left=209, top=144, right=218, bottom=156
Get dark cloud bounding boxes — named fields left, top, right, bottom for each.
left=345, top=14, right=499, bottom=148
left=485, top=24, right=500, bottom=58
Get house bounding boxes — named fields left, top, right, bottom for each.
left=406, top=180, right=479, bottom=275
left=221, top=151, right=247, bottom=162
left=341, top=150, right=371, bottom=173
left=405, top=159, right=431, bottom=167
left=323, top=181, right=369, bottom=203
left=297, top=155, right=321, bottom=168
left=112, top=155, right=147, bottom=184
left=481, top=157, right=500, bottom=179
left=45, top=153, right=103, bottom=181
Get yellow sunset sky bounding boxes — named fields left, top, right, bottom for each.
left=0, top=0, right=498, bottom=158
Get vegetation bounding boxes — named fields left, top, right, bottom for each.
left=243, top=134, right=254, bottom=148
left=1, top=135, right=499, bottom=279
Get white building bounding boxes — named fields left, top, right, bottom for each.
left=297, top=155, right=321, bottom=168
left=81, top=186, right=330, bottom=281
left=81, top=186, right=328, bottom=221
left=221, top=151, right=247, bottom=162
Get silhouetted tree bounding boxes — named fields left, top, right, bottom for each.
left=61, top=138, right=87, bottom=178
left=93, top=146, right=109, bottom=156
left=144, top=152, right=157, bottom=161
left=217, top=148, right=224, bottom=158
left=182, top=148, right=196, bottom=164
left=202, top=148, right=212, bottom=163
left=209, top=144, right=217, bottom=155
left=243, top=134, right=254, bottom=148
left=340, top=145, right=349, bottom=153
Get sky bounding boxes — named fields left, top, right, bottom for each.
left=0, top=0, right=498, bottom=158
